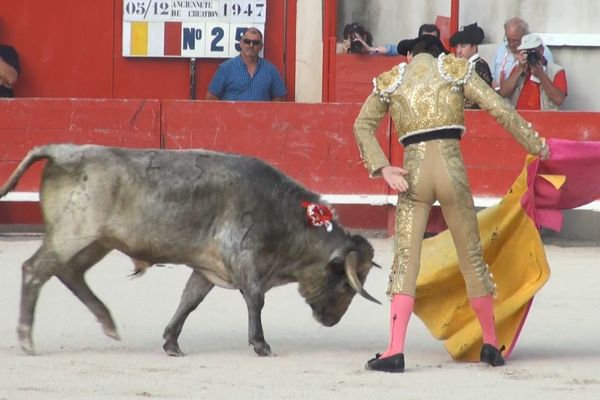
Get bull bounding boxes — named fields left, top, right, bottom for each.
left=0, top=144, right=380, bottom=356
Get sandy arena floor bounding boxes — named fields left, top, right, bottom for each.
left=1, top=235, right=599, bottom=400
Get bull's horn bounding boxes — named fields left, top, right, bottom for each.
left=372, top=261, right=383, bottom=269
left=345, top=251, right=381, bottom=305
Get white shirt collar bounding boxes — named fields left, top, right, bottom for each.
left=468, top=53, right=480, bottom=63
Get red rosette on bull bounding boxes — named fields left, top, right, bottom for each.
left=301, top=201, right=333, bottom=232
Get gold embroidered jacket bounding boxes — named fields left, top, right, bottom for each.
left=353, top=53, right=547, bottom=177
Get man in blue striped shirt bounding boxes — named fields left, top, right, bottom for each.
left=206, top=27, right=287, bottom=101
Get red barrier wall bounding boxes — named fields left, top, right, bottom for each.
left=161, top=100, right=390, bottom=194
left=0, top=99, right=161, bottom=191
left=3, top=99, right=600, bottom=229
left=331, top=54, right=406, bottom=103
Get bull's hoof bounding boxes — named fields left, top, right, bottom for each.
left=20, top=341, right=35, bottom=355
left=163, top=340, right=185, bottom=357
left=102, top=325, right=121, bottom=341
left=251, top=342, right=273, bottom=357
left=19, top=338, right=36, bottom=355
left=17, top=325, right=35, bottom=355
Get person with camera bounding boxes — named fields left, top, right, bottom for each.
left=498, top=33, right=567, bottom=110
left=339, top=23, right=372, bottom=54
left=492, top=17, right=554, bottom=91
left=338, top=22, right=398, bottom=55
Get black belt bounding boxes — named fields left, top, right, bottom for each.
left=401, top=128, right=463, bottom=146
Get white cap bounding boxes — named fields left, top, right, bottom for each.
left=517, top=33, right=543, bottom=50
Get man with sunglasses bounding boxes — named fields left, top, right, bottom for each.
left=206, top=27, right=286, bottom=101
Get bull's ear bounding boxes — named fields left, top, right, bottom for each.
left=326, top=248, right=346, bottom=273
left=328, top=248, right=345, bottom=264
left=330, top=206, right=339, bottom=221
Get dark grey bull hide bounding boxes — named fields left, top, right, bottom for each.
left=0, top=144, right=380, bottom=356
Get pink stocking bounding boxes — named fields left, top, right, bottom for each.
left=469, top=295, right=498, bottom=347
left=380, top=294, right=414, bottom=358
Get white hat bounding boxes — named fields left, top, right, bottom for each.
left=517, top=33, right=543, bottom=50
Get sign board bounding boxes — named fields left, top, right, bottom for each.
left=122, top=1, right=266, bottom=58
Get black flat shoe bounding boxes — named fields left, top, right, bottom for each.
left=365, top=353, right=405, bottom=373
left=480, top=344, right=505, bottom=367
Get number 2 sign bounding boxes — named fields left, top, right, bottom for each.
left=122, top=1, right=266, bottom=58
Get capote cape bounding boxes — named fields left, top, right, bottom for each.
left=415, top=138, right=600, bottom=361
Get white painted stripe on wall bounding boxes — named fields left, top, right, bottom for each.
left=321, top=195, right=600, bottom=211
left=122, top=22, right=132, bottom=56
left=1, top=192, right=40, bottom=202
left=320, top=194, right=503, bottom=207
left=539, top=33, right=600, bottom=47
left=4, top=192, right=600, bottom=212
left=147, top=22, right=165, bottom=56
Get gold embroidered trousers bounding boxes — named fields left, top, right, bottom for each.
left=387, top=139, right=495, bottom=298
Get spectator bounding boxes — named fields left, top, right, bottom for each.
left=418, top=23, right=440, bottom=38
left=450, top=22, right=492, bottom=109
left=492, top=17, right=553, bottom=89
left=206, top=27, right=286, bottom=101
left=350, top=35, right=400, bottom=56
left=0, top=34, right=19, bottom=98
left=353, top=34, right=549, bottom=373
left=337, top=22, right=398, bottom=55
left=338, top=22, right=372, bottom=54
left=499, top=33, right=567, bottom=110
left=397, top=23, right=440, bottom=56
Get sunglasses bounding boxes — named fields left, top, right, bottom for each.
left=242, top=38, right=262, bottom=46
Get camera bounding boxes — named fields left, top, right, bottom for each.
left=526, top=49, right=541, bottom=66
left=343, top=22, right=371, bottom=54
left=349, top=36, right=364, bottom=53
left=346, top=25, right=364, bottom=53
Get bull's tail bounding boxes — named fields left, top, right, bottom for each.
left=0, top=146, right=53, bottom=199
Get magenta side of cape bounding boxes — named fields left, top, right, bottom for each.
left=510, top=138, right=600, bottom=359
left=521, top=138, right=600, bottom=231
left=504, top=299, right=534, bottom=359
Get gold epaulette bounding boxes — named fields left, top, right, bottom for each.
left=372, top=63, right=407, bottom=103
left=437, top=53, right=474, bottom=92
